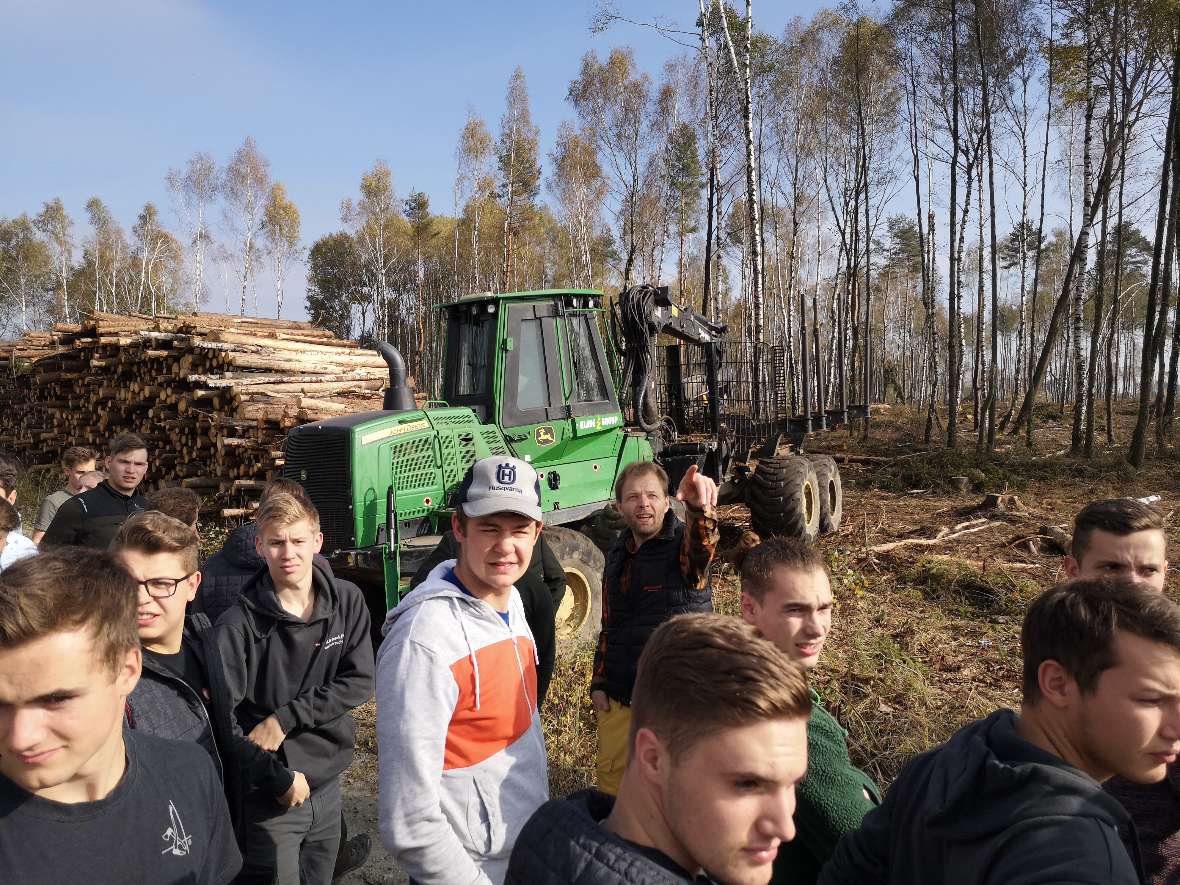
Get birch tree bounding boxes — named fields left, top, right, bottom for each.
left=221, top=136, right=271, bottom=317
left=261, top=182, right=301, bottom=319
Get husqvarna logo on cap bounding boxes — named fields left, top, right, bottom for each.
left=456, top=456, right=543, bottom=521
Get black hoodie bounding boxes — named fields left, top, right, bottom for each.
left=197, top=523, right=265, bottom=624
left=819, top=709, right=1144, bottom=885
left=212, top=559, right=374, bottom=798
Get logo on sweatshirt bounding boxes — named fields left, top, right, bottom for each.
left=161, top=801, right=192, bottom=856
left=320, top=633, right=345, bottom=652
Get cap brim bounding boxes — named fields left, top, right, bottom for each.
left=461, top=499, right=543, bottom=521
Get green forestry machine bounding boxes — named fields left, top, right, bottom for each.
left=283, top=285, right=864, bottom=647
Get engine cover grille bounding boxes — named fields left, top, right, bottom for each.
left=284, top=424, right=354, bottom=553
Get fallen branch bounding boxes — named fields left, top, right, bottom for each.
left=868, top=519, right=1001, bottom=554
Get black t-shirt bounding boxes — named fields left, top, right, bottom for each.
left=145, top=645, right=207, bottom=697
left=0, top=729, right=241, bottom=884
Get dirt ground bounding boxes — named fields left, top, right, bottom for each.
left=290, top=402, right=1180, bottom=881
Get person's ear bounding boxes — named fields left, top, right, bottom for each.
left=182, top=572, right=202, bottom=604
left=114, top=646, right=142, bottom=697
left=312, top=531, right=324, bottom=555
left=1037, top=659, right=1078, bottom=709
left=633, top=726, right=667, bottom=784
left=3, top=489, right=15, bottom=506
left=1063, top=556, right=1080, bottom=580
left=740, top=591, right=759, bottom=625
left=452, top=512, right=466, bottom=543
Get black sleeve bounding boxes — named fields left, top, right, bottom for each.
left=272, top=584, right=375, bottom=734
left=208, top=618, right=296, bottom=800
left=409, top=532, right=459, bottom=590
left=39, top=495, right=83, bottom=548
left=538, top=535, right=567, bottom=611
left=199, top=754, right=243, bottom=885
left=518, top=579, right=557, bottom=708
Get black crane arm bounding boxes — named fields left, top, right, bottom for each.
left=616, top=285, right=727, bottom=433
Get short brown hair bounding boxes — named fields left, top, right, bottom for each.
left=61, top=446, right=97, bottom=470
left=0, top=548, right=139, bottom=672
left=1022, top=578, right=1180, bottom=703
left=108, top=433, right=148, bottom=457
left=740, top=536, right=827, bottom=601
left=255, top=492, right=320, bottom=535
left=0, top=498, right=18, bottom=534
left=630, top=613, right=811, bottom=759
left=614, top=460, right=669, bottom=502
left=1072, top=499, right=1166, bottom=561
left=112, top=511, right=200, bottom=573
left=260, top=477, right=313, bottom=507
left=145, top=486, right=201, bottom=527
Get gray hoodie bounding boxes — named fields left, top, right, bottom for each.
left=819, top=709, right=1143, bottom=885
left=376, top=560, right=549, bottom=885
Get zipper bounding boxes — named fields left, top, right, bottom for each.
left=143, top=662, right=224, bottom=781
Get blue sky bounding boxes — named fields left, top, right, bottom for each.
left=1, top=0, right=821, bottom=319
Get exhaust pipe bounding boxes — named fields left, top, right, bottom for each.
left=377, top=343, right=416, bottom=412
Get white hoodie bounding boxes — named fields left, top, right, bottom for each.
left=376, top=560, right=549, bottom=885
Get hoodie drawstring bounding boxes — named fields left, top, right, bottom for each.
left=452, top=597, right=482, bottom=711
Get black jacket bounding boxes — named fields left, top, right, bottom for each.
left=819, top=709, right=1144, bottom=885
left=124, top=612, right=248, bottom=850
left=507, top=789, right=711, bottom=884
left=591, top=509, right=715, bottom=705
left=211, top=560, right=375, bottom=798
left=40, top=480, right=148, bottom=550
left=197, top=523, right=266, bottom=624
left=409, top=530, right=566, bottom=707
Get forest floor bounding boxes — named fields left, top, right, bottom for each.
left=332, top=399, right=1180, bottom=882
left=15, top=401, right=1169, bottom=883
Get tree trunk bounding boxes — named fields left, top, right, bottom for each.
left=1128, top=12, right=1180, bottom=468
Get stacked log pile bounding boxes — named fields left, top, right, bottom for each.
left=0, top=311, right=388, bottom=516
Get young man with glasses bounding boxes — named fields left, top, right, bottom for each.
left=112, top=512, right=249, bottom=849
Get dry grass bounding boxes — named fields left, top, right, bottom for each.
left=540, top=401, right=1180, bottom=791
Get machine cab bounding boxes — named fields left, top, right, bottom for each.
left=440, top=289, right=624, bottom=471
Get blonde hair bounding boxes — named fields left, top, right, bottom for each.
left=255, top=491, right=320, bottom=535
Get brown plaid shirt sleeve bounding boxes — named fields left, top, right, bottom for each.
left=679, top=504, right=719, bottom=590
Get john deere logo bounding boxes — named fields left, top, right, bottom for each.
left=535, top=425, right=556, bottom=446
left=496, top=463, right=517, bottom=485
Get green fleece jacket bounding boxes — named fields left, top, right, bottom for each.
left=772, top=690, right=880, bottom=885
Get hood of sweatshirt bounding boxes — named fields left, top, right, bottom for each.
left=239, top=557, right=340, bottom=630
left=219, top=523, right=264, bottom=571
left=383, top=560, right=539, bottom=712
left=919, top=709, right=1132, bottom=843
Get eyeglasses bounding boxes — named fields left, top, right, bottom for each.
left=136, top=573, right=196, bottom=599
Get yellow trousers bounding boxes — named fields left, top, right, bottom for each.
left=594, top=698, right=632, bottom=796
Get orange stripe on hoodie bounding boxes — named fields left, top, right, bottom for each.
left=445, top=635, right=537, bottom=769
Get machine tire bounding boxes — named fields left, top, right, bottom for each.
left=544, top=526, right=605, bottom=648
left=747, top=456, right=820, bottom=544
left=807, top=455, right=843, bottom=534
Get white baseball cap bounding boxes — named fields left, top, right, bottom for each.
left=456, top=457, right=543, bottom=521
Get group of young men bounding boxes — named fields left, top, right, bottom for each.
left=1, top=433, right=1179, bottom=885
